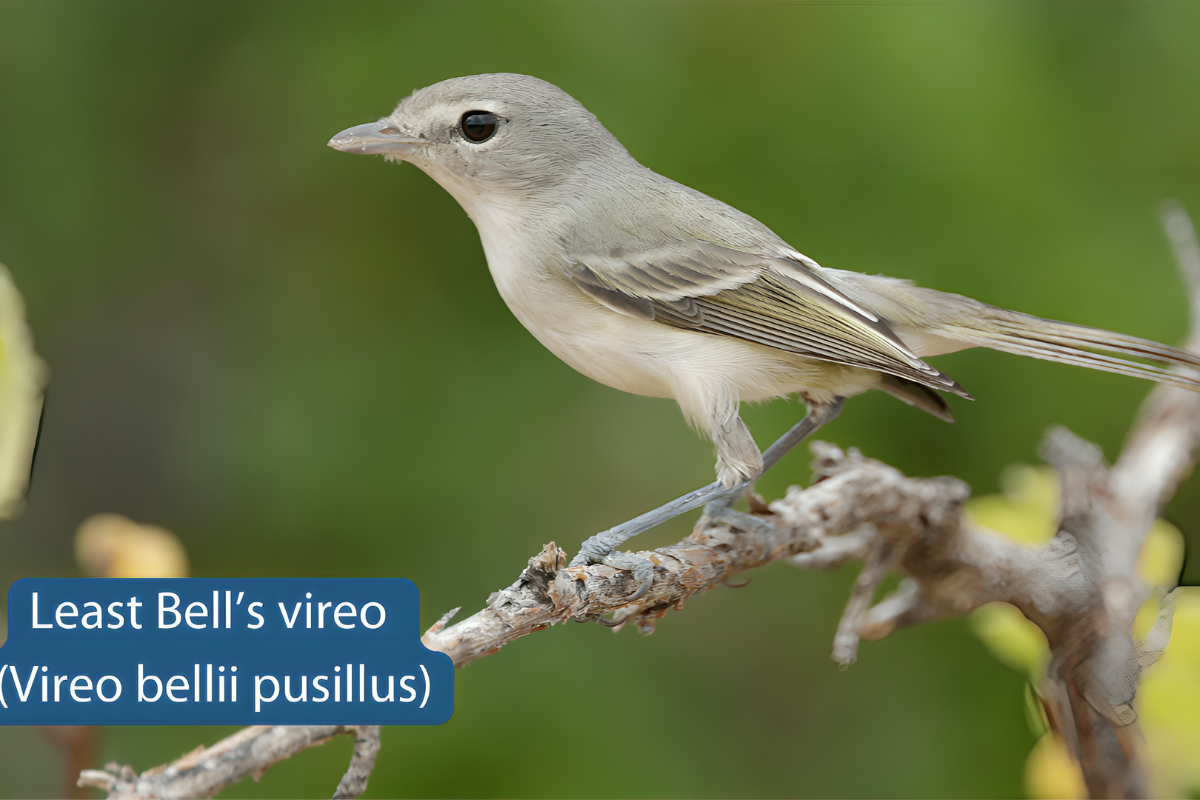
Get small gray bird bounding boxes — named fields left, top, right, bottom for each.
left=330, top=73, right=1200, bottom=596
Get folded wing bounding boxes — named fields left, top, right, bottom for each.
left=565, top=239, right=971, bottom=399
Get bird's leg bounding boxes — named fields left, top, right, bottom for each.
left=701, top=399, right=845, bottom=533
left=570, top=398, right=844, bottom=600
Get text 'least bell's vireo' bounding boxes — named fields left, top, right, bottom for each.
left=330, top=74, right=1200, bottom=598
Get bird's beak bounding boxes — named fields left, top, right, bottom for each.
left=327, top=122, right=426, bottom=157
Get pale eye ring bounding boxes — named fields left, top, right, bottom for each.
left=460, top=111, right=499, bottom=143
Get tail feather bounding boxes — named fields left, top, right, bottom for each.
left=988, top=317, right=1200, bottom=371
left=941, top=308, right=1200, bottom=393
left=822, top=270, right=1200, bottom=394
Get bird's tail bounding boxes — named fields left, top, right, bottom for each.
left=937, top=307, right=1200, bottom=392
left=918, top=292, right=1200, bottom=393
left=827, top=270, right=1200, bottom=394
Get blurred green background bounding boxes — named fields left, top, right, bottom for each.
left=1, top=0, right=1198, bottom=797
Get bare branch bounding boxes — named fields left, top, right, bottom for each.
left=1111, top=199, right=1200, bottom=518
left=422, top=448, right=1004, bottom=654
left=832, top=537, right=895, bottom=666
left=1162, top=199, right=1200, bottom=308
left=77, top=725, right=366, bottom=799
left=333, top=726, right=382, bottom=799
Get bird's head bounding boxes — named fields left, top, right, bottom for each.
left=328, top=73, right=631, bottom=200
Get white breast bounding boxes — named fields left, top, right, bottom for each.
left=476, top=200, right=685, bottom=398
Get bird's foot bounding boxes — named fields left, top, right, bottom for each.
left=568, top=479, right=746, bottom=602
left=598, top=550, right=656, bottom=601
left=570, top=535, right=656, bottom=601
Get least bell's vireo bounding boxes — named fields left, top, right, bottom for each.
left=330, top=74, right=1200, bottom=599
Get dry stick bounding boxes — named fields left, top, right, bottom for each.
left=844, top=201, right=1200, bottom=798
left=78, top=202, right=1200, bottom=800
left=332, top=726, right=381, bottom=800
left=78, top=726, right=358, bottom=799
left=831, top=536, right=894, bottom=666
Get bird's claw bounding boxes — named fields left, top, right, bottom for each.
left=599, top=550, right=656, bottom=601
left=569, top=540, right=656, bottom=602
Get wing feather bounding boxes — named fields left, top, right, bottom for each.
left=566, top=240, right=970, bottom=398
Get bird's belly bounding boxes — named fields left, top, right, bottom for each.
left=495, top=265, right=876, bottom=405
left=528, top=301, right=881, bottom=407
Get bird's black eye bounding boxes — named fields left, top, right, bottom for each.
left=460, top=111, right=499, bottom=143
